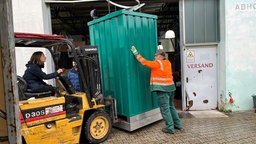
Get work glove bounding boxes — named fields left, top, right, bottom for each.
left=131, top=46, right=139, bottom=55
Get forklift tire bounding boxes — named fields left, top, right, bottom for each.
left=84, top=110, right=112, bottom=143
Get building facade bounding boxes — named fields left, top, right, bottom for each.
left=11, top=0, right=256, bottom=111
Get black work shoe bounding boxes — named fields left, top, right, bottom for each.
left=174, top=126, right=183, bottom=130
left=162, top=128, right=174, bottom=134
left=55, top=92, right=62, bottom=97
left=174, top=127, right=185, bottom=132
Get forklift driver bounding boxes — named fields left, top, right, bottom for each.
left=23, top=51, right=63, bottom=96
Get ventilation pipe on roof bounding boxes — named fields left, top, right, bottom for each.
left=44, top=0, right=100, bottom=3
left=106, top=0, right=145, bottom=11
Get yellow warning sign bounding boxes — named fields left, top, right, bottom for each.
left=186, top=50, right=195, bottom=63
left=187, top=51, right=194, bottom=57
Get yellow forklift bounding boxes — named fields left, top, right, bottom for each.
left=15, top=33, right=117, bottom=144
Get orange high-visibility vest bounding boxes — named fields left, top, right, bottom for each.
left=136, top=54, right=174, bottom=86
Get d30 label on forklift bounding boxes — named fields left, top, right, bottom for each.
left=20, top=103, right=66, bottom=126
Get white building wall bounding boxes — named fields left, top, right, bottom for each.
left=12, top=0, right=55, bottom=85
left=12, top=0, right=52, bottom=34
left=219, top=0, right=256, bottom=111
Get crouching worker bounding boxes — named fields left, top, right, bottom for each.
left=23, top=51, right=63, bottom=97
left=130, top=46, right=182, bottom=134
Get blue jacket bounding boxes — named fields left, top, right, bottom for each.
left=68, top=68, right=80, bottom=91
left=23, top=62, right=58, bottom=91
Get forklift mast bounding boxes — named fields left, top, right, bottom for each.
left=70, top=46, right=102, bottom=101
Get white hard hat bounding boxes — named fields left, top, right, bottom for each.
left=165, top=30, right=175, bottom=39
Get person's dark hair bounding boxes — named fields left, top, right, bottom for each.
left=30, top=51, right=44, bottom=65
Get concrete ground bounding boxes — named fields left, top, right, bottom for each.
left=103, top=110, right=256, bottom=144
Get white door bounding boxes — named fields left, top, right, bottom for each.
left=183, top=46, right=217, bottom=110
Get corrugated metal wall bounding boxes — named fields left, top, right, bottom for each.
left=88, top=10, right=159, bottom=117
left=184, top=0, right=219, bottom=44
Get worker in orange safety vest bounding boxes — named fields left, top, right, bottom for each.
left=130, top=46, right=183, bottom=134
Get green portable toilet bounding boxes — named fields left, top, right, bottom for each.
left=88, top=10, right=161, bottom=131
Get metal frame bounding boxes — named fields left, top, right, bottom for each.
left=0, top=0, right=21, bottom=143
left=113, top=108, right=162, bottom=131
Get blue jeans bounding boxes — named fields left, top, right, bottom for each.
left=157, top=91, right=182, bottom=132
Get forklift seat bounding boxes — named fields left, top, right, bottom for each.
left=17, top=76, right=53, bottom=100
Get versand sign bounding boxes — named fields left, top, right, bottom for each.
left=187, top=63, right=214, bottom=69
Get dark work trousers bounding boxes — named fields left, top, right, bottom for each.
left=156, top=91, right=182, bottom=132
left=33, top=85, right=60, bottom=96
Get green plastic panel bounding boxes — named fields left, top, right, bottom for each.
left=88, top=10, right=158, bottom=117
